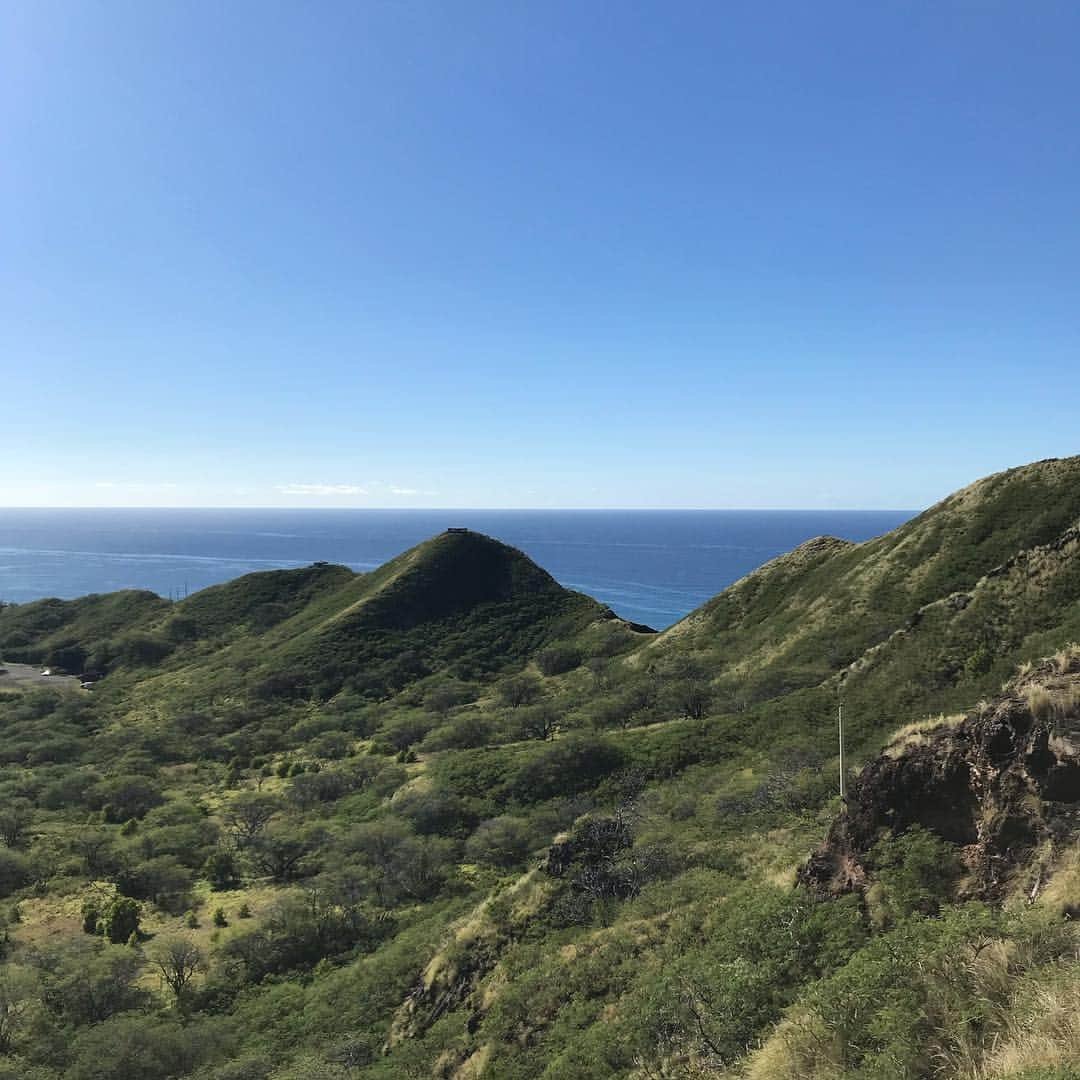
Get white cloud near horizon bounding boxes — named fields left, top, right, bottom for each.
left=275, top=483, right=368, bottom=497
left=95, top=481, right=179, bottom=489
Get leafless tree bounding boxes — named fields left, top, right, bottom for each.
left=223, top=793, right=280, bottom=850
left=149, top=936, right=204, bottom=1004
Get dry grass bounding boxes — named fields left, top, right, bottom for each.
left=741, top=1011, right=844, bottom=1080
left=418, top=867, right=546, bottom=994
left=976, top=971, right=1080, bottom=1078
left=729, top=821, right=831, bottom=888
left=1024, top=682, right=1080, bottom=729
left=1025, top=686, right=1057, bottom=722
left=451, top=1042, right=492, bottom=1079
left=883, top=713, right=964, bottom=758
left=1050, top=642, right=1080, bottom=675
left=1039, top=842, right=1080, bottom=918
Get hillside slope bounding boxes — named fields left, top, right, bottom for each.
left=643, top=456, right=1080, bottom=737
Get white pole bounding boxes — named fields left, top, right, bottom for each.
left=838, top=701, right=846, bottom=801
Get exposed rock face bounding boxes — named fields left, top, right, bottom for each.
left=801, top=659, right=1080, bottom=901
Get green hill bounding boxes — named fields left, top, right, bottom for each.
left=642, top=455, right=1080, bottom=742
left=0, top=461, right=1078, bottom=1080
left=0, top=589, right=169, bottom=673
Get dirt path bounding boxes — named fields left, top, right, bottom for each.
left=0, top=661, right=82, bottom=690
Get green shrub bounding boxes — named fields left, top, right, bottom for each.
left=465, top=816, right=532, bottom=868
left=868, top=825, right=961, bottom=923
left=0, top=847, right=31, bottom=898
left=536, top=644, right=583, bottom=677
left=81, top=900, right=99, bottom=934
left=101, top=897, right=140, bottom=944
left=204, top=849, right=239, bottom=891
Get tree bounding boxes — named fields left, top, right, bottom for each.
left=81, top=900, right=100, bottom=934
left=65, top=1013, right=218, bottom=1080
left=247, top=826, right=320, bottom=882
left=497, top=673, right=543, bottom=709
left=466, top=816, right=531, bottom=868
left=39, top=941, right=147, bottom=1025
left=0, top=799, right=34, bottom=847
left=512, top=701, right=560, bottom=741
left=101, top=897, right=140, bottom=944
left=0, top=965, right=37, bottom=1054
left=222, top=793, right=280, bottom=850
left=424, top=681, right=474, bottom=717
left=149, top=936, right=203, bottom=1004
left=204, top=849, right=239, bottom=891
left=115, top=855, right=192, bottom=913
left=343, top=819, right=451, bottom=904
left=668, top=677, right=712, bottom=721
left=422, top=712, right=493, bottom=751
left=535, top=643, right=582, bottom=676
left=89, top=775, right=164, bottom=822
left=868, top=826, right=961, bottom=923
left=72, top=829, right=115, bottom=876
left=0, top=847, right=31, bottom=898
left=379, top=711, right=430, bottom=753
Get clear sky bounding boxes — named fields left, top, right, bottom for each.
left=3, top=2, right=1078, bottom=509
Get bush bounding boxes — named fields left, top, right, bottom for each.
left=422, top=713, right=494, bottom=752
left=535, top=644, right=583, bottom=677
left=510, top=702, right=560, bottom=742
left=204, top=849, right=239, bottom=891
left=88, top=776, right=164, bottom=822
left=424, top=681, right=476, bottom=717
left=0, top=847, right=31, bottom=898
left=377, top=712, right=432, bottom=753
left=465, top=816, right=532, bottom=868
left=497, top=674, right=543, bottom=708
left=868, top=825, right=961, bottom=924
left=81, top=900, right=100, bottom=934
left=115, top=855, right=193, bottom=913
left=101, top=897, right=140, bottom=943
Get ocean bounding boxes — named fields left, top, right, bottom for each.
left=0, top=509, right=914, bottom=630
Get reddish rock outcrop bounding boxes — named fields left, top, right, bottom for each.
left=801, top=662, right=1080, bottom=901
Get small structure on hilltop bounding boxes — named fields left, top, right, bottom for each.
left=445, top=527, right=469, bottom=534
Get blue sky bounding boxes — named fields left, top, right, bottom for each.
left=2, top=1, right=1078, bottom=509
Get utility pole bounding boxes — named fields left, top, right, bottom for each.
left=838, top=701, right=846, bottom=802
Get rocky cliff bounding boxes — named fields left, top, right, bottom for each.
left=802, top=648, right=1080, bottom=903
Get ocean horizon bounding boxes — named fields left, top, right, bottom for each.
left=0, top=508, right=915, bottom=629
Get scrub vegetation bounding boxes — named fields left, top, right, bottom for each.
left=1, top=459, right=1079, bottom=1079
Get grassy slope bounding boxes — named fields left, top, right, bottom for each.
left=635, top=456, right=1080, bottom=749
left=658, top=455, right=1080, bottom=668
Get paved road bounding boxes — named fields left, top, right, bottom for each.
left=0, top=662, right=82, bottom=690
